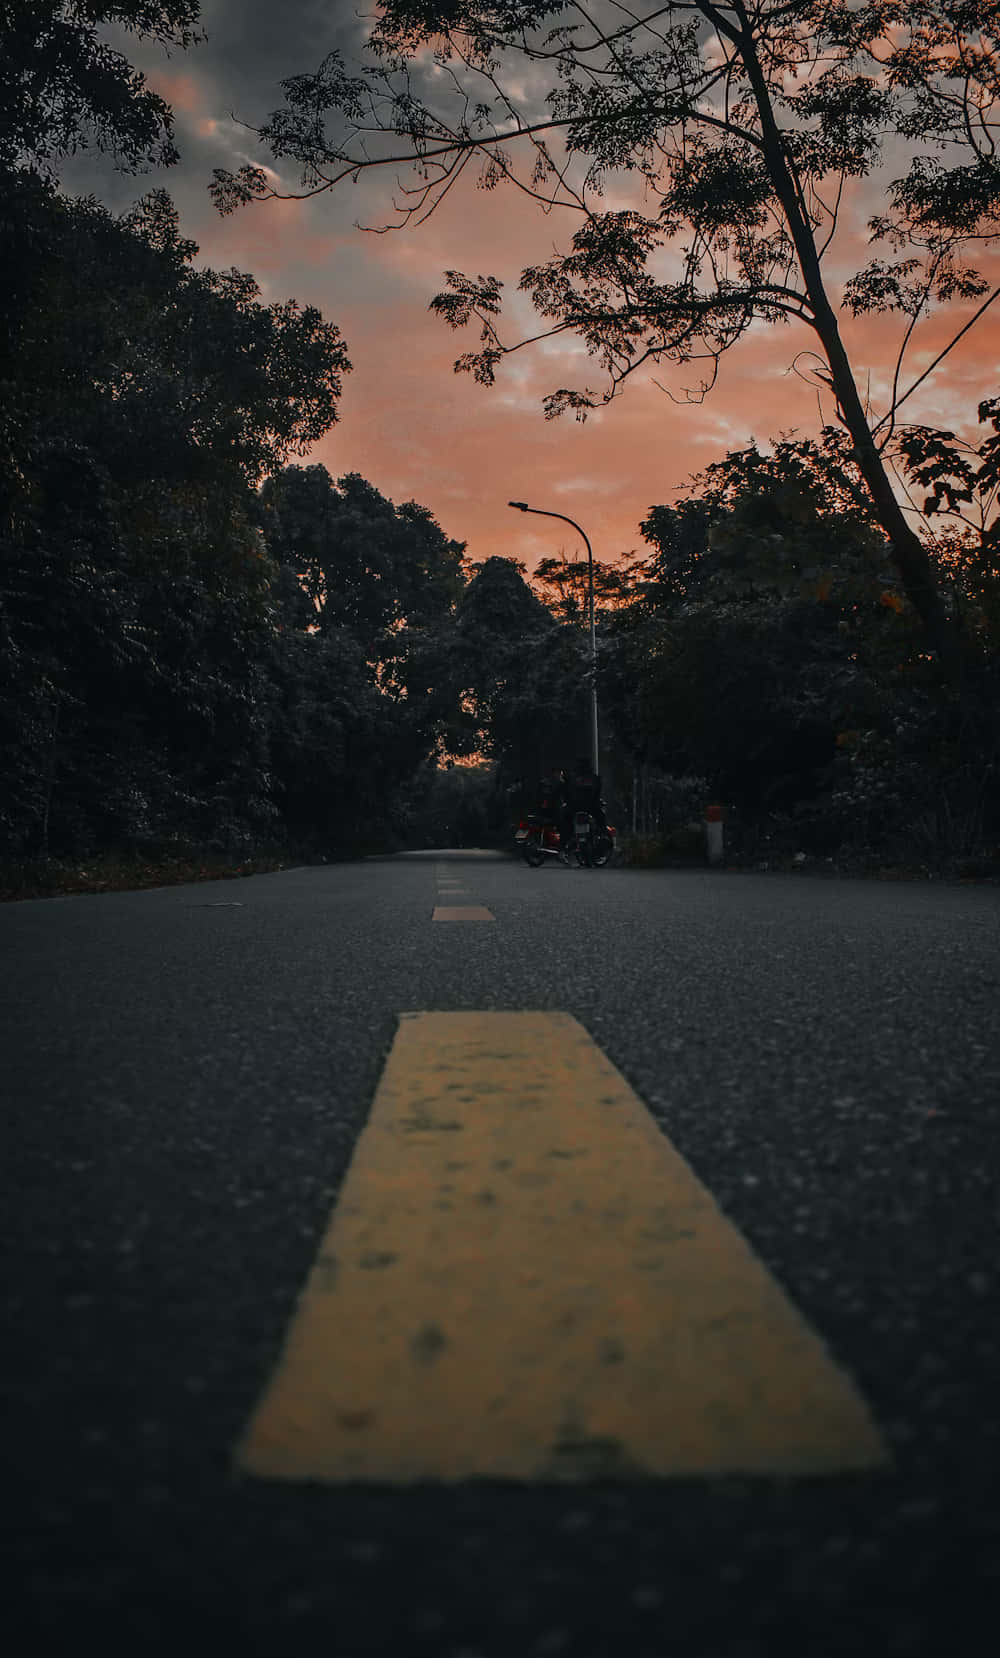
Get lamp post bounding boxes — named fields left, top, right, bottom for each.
left=508, top=500, right=599, bottom=774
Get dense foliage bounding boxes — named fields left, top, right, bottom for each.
left=0, top=2, right=202, bottom=174
left=0, top=186, right=287, bottom=853
left=593, top=428, right=1000, bottom=868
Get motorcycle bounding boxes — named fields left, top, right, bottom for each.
left=514, top=808, right=616, bottom=868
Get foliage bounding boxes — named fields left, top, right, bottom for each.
left=643, top=428, right=898, bottom=608
left=0, top=2, right=202, bottom=175
left=889, top=408, right=1000, bottom=649
left=530, top=550, right=641, bottom=624
left=2, top=177, right=350, bottom=492
left=391, top=760, right=495, bottom=848
left=213, top=0, right=1000, bottom=663
left=443, top=555, right=591, bottom=787
left=255, top=461, right=471, bottom=843
left=0, top=4, right=484, bottom=871
left=599, top=426, right=999, bottom=862
left=258, top=464, right=464, bottom=649
left=0, top=158, right=484, bottom=865
left=0, top=170, right=350, bottom=857
left=623, top=768, right=713, bottom=845
left=0, top=847, right=289, bottom=903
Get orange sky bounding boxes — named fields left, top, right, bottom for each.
left=63, top=4, right=1000, bottom=572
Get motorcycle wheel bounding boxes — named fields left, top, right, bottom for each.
left=523, top=841, right=546, bottom=868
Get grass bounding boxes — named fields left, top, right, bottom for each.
left=617, top=829, right=1000, bottom=883
left=0, top=849, right=293, bottom=903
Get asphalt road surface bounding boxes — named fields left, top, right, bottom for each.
left=4, top=851, right=999, bottom=1657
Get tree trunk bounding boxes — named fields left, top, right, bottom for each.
left=736, top=13, right=963, bottom=676
left=808, top=296, right=961, bottom=674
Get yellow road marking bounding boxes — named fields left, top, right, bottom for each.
left=236, top=1013, right=889, bottom=1483
left=432, top=905, right=494, bottom=921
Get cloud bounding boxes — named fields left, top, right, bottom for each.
left=48, top=0, right=1000, bottom=572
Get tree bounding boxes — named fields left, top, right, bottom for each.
left=391, top=758, right=494, bottom=847
left=258, top=462, right=470, bottom=838
left=213, top=0, right=1000, bottom=669
left=258, top=464, right=465, bottom=653
left=263, top=621, right=399, bottom=848
left=643, top=427, right=897, bottom=608
left=890, top=406, right=1000, bottom=651
left=634, top=499, right=715, bottom=613
left=446, top=555, right=589, bottom=785
left=0, top=175, right=350, bottom=854
left=601, top=424, right=1000, bottom=851
left=2, top=181, right=350, bottom=495
left=0, top=2, right=202, bottom=175
left=531, top=550, right=640, bottom=623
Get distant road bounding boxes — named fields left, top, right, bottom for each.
left=5, top=854, right=999, bottom=1656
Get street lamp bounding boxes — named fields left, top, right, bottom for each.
left=508, top=500, right=599, bottom=774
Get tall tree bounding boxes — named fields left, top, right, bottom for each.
left=214, top=0, right=1000, bottom=668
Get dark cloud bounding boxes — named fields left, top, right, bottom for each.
left=55, top=0, right=369, bottom=211
left=181, top=0, right=368, bottom=125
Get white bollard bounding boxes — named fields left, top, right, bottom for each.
left=705, top=802, right=724, bottom=865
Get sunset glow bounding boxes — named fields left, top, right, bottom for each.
left=63, top=1, right=1000, bottom=567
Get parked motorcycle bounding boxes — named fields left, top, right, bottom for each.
left=514, top=808, right=616, bottom=868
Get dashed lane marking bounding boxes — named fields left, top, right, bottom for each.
left=432, top=906, right=495, bottom=921
left=236, top=1012, right=889, bottom=1483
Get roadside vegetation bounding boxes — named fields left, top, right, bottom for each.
left=2, top=4, right=998, bottom=898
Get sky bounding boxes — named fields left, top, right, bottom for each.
left=58, top=0, right=1000, bottom=572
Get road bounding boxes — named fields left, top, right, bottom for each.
left=4, top=851, right=999, bottom=1656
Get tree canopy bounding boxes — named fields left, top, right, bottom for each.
left=214, top=0, right=1000, bottom=665
left=258, top=465, right=466, bottom=651
left=0, top=2, right=202, bottom=174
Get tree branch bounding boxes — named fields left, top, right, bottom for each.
left=871, top=282, right=1000, bottom=437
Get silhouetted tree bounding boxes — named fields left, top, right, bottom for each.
left=259, top=462, right=469, bottom=844
left=258, top=464, right=465, bottom=652
left=0, top=1, right=202, bottom=175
